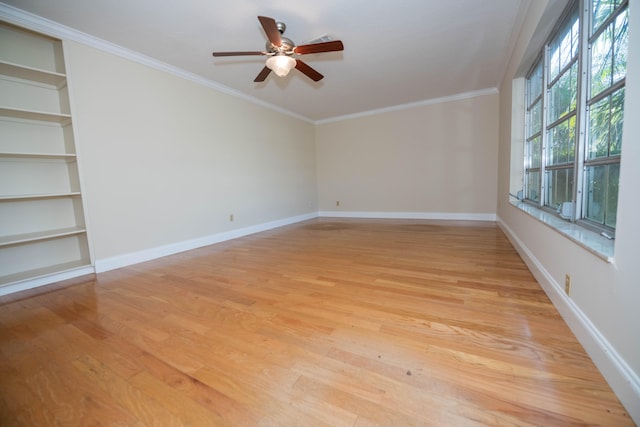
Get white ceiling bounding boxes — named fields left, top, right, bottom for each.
left=2, top=0, right=530, bottom=122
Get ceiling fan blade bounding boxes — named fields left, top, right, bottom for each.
left=258, top=16, right=282, bottom=47
left=294, top=40, right=344, bottom=55
left=295, top=60, right=323, bottom=82
left=212, top=51, right=265, bottom=57
left=254, top=66, right=272, bottom=82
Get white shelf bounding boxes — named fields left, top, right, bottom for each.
left=0, top=152, right=77, bottom=160
left=0, top=106, right=71, bottom=124
left=0, top=192, right=81, bottom=201
left=0, top=226, right=86, bottom=247
left=0, top=260, right=91, bottom=288
left=0, top=60, right=66, bottom=87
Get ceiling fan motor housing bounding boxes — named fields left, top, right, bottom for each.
left=266, top=36, right=295, bottom=54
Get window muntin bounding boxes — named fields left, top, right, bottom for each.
left=523, top=0, right=628, bottom=232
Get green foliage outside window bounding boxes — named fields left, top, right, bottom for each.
left=588, top=88, right=625, bottom=159
left=549, top=116, right=576, bottom=165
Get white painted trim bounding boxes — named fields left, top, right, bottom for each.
left=95, top=212, right=318, bottom=273
left=0, top=266, right=95, bottom=297
left=0, top=3, right=312, bottom=124
left=319, top=211, right=497, bottom=221
left=315, top=88, right=499, bottom=125
left=497, top=216, right=640, bottom=424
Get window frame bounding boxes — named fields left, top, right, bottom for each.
left=523, top=0, right=628, bottom=235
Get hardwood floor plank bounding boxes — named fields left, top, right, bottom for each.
left=194, top=365, right=333, bottom=427
left=0, top=219, right=633, bottom=425
left=128, top=370, right=230, bottom=426
left=72, top=354, right=185, bottom=426
left=135, top=347, right=260, bottom=426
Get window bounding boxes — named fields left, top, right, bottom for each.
left=524, top=0, right=628, bottom=233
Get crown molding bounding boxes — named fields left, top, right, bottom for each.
left=315, top=87, right=499, bottom=125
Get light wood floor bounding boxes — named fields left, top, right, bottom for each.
left=0, top=219, right=633, bottom=426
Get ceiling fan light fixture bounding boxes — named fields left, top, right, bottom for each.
left=266, top=55, right=296, bottom=77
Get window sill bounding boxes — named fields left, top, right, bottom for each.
left=510, top=201, right=614, bottom=263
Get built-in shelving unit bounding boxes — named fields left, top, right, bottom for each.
left=0, top=21, right=91, bottom=289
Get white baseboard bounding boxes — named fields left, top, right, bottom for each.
left=94, top=212, right=318, bottom=273
left=95, top=211, right=496, bottom=274
left=318, top=211, right=497, bottom=221
left=497, top=217, right=640, bottom=424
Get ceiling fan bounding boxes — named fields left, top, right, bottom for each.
left=212, top=16, right=344, bottom=82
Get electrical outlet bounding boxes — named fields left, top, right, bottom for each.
left=565, top=274, right=571, bottom=295
left=229, top=214, right=234, bottom=222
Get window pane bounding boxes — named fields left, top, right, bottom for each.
left=526, top=170, right=540, bottom=202
left=591, top=9, right=628, bottom=97
left=610, top=88, right=624, bottom=156
left=531, top=136, right=541, bottom=168
left=606, top=164, right=619, bottom=228
left=545, top=168, right=574, bottom=209
left=549, top=11, right=579, bottom=81
left=571, top=18, right=580, bottom=60
left=592, top=0, right=616, bottom=34
left=527, top=62, right=543, bottom=105
left=525, top=136, right=541, bottom=169
left=550, top=44, right=560, bottom=82
left=528, top=100, right=542, bottom=136
left=588, top=88, right=624, bottom=159
left=591, top=24, right=613, bottom=96
left=548, top=116, right=576, bottom=165
left=549, top=62, right=577, bottom=122
left=613, top=9, right=629, bottom=83
left=585, top=165, right=606, bottom=223
left=588, top=96, right=611, bottom=159
left=585, top=164, right=619, bottom=227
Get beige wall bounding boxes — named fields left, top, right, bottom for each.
left=64, top=41, right=317, bottom=262
left=315, top=93, right=499, bottom=216
left=497, top=0, right=640, bottom=419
